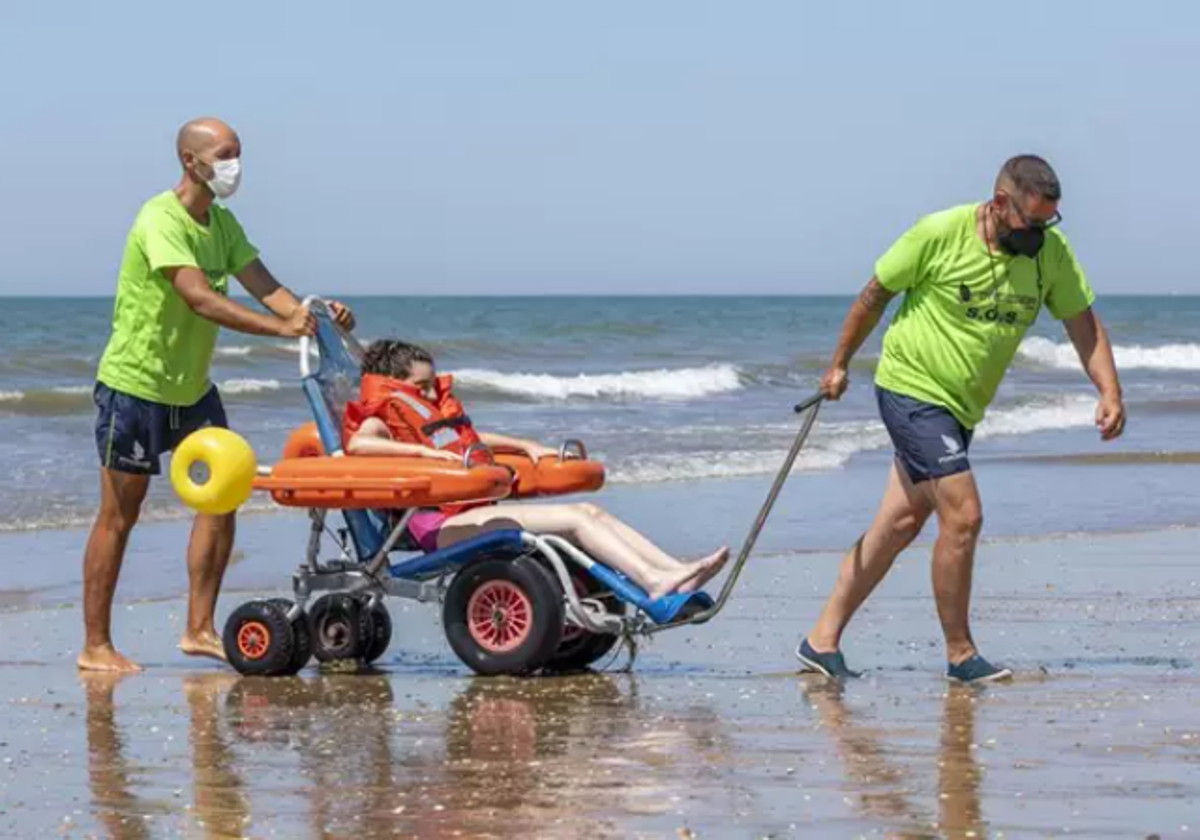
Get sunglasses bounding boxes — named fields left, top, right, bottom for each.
left=1004, top=194, right=1062, bottom=230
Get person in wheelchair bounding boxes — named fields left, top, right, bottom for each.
left=343, top=339, right=729, bottom=600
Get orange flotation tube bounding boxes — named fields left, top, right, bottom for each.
left=262, top=423, right=512, bottom=509
left=493, top=443, right=606, bottom=498
left=273, top=423, right=603, bottom=504
left=255, top=456, right=512, bottom=510
left=281, top=422, right=326, bottom=460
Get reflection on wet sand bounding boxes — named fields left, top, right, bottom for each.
left=80, top=673, right=153, bottom=840
left=803, top=678, right=986, bottom=839
left=224, top=671, right=400, bottom=838
left=432, top=674, right=734, bottom=837
left=938, top=684, right=985, bottom=839
left=183, top=674, right=250, bottom=839
left=79, top=669, right=728, bottom=837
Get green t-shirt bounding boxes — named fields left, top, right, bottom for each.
left=874, top=204, right=1094, bottom=428
left=97, top=191, right=259, bottom=406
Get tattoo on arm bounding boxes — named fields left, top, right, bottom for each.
left=857, top=279, right=896, bottom=314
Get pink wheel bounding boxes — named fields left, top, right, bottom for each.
left=467, top=580, right=533, bottom=653
left=444, top=557, right=565, bottom=676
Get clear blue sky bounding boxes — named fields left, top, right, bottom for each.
left=2, top=1, right=1196, bottom=295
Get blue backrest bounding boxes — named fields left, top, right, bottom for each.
left=301, top=301, right=385, bottom=558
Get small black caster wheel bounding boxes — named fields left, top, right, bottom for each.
left=223, top=600, right=296, bottom=677
left=309, top=593, right=372, bottom=663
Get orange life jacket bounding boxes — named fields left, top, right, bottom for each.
left=344, top=373, right=493, bottom=518
left=344, top=373, right=484, bottom=458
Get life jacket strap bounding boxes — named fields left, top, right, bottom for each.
left=421, top=415, right=471, bottom=437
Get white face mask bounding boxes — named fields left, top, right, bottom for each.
left=204, top=157, right=242, bottom=199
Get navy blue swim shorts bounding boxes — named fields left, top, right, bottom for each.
left=875, top=386, right=974, bottom=485
left=94, top=382, right=228, bottom=476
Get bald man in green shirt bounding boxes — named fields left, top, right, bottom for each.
left=80, top=117, right=354, bottom=672
left=797, top=156, right=1126, bottom=683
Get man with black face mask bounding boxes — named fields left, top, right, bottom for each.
left=797, top=155, right=1125, bottom=684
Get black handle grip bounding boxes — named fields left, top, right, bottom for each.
left=794, top=392, right=825, bottom=414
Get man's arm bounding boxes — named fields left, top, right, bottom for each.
left=235, top=259, right=356, bottom=331
left=1063, top=307, right=1126, bottom=441
left=820, top=277, right=897, bottom=399
left=167, top=267, right=311, bottom=337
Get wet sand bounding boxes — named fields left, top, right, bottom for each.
left=1, top=524, right=1198, bottom=838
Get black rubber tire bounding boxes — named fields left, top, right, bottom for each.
left=223, top=600, right=296, bottom=677
left=543, top=569, right=622, bottom=673
left=308, top=593, right=372, bottom=663
left=354, top=594, right=393, bottom=665
left=443, top=556, right=565, bottom=676
left=268, top=598, right=312, bottom=676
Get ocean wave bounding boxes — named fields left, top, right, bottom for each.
left=607, top=396, right=1099, bottom=485
left=0, top=386, right=95, bottom=416
left=453, top=364, right=744, bottom=402
left=975, top=394, right=1096, bottom=437
left=0, top=496, right=283, bottom=534
left=0, top=379, right=289, bottom=416
left=1020, top=337, right=1200, bottom=371
left=219, top=378, right=283, bottom=395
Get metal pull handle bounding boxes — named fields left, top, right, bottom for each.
left=462, top=443, right=496, bottom=468
left=794, top=391, right=826, bottom=414
left=558, top=439, right=588, bottom=461
left=644, top=392, right=825, bottom=635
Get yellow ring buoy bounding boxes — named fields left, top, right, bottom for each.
left=170, top=428, right=258, bottom=515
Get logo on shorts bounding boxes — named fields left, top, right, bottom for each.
left=938, top=434, right=967, bottom=464
left=117, top=438, right=152, bottom=470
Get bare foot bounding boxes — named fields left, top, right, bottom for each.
left=678, top=546, right=730, bottom=593
left=77, top=644, right=143, bottom=673
left=179, top=630, right=228, bottom=663
left=645, top=560, right=711, bottom=600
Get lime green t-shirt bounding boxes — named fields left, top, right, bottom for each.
left=97, top=191, right=259, bottom=406
left=873, top=204, right=1094, bottom=428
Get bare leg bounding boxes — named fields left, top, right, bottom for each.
left=928, top=471, right=984, bottom=665
left=78, top=469, right=149, bottom=673
left=574, top=505, right=729, bottom=590
left=179, top=513, right=236, bottom=662
left=438, top=503, right=708, bottom=599
left=807, top=463, right=933, bottom=652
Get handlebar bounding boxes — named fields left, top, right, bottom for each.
left=558, top=439, right=588, bottom=461
left=794, top=392, right=826, bottom=414
left=462, top=443, right=496, bottom=468
left=297, top=295, right=329, bottom=379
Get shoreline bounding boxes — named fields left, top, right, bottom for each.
left=4, top=512, right=1199, bottom=618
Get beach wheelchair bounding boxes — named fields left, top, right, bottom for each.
left=172, top=299, right=730, bottom=678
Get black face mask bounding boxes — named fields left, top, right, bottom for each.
left=995, top=216, right=1045, bottom=259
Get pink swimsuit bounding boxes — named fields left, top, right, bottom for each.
left=406, top=509, right=449, bottom=553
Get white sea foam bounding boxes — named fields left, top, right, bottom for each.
left=975, top=394, right=1096, bottom=437
left=1020, top=337, right=1200, bottom=371
left=453, top=364, right=744, bottom=402
left=219, top=378, right=283, bottom=395
left=608, top=396, right=1099, bottom=485
left=0, top=386, right=91, bottom=403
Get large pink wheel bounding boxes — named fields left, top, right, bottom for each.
left=444, top=557, right=564, bottom=676
left=468, top=580, right=534, bottom=653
